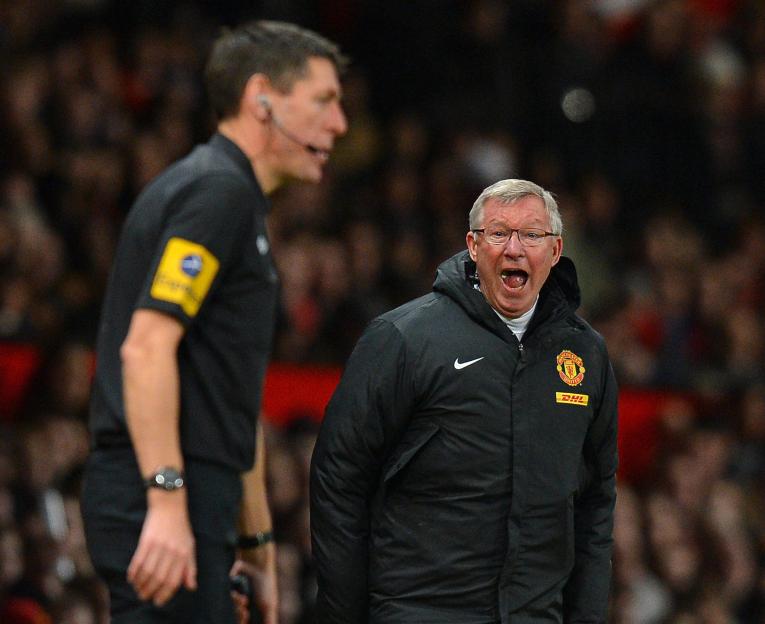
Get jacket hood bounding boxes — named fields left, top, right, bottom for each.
left=432, top=251, right=581, bottom=340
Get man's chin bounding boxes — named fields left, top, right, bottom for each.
left=497, top=293, right=535, bottom=319
left=283, top=166, right=322, bottom=186
left=298, top=166, right=323, bottom=184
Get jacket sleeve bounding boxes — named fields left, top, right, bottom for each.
left=563, top=354, right=618, bottom=623
left=310, top=319, right=415, bottom=624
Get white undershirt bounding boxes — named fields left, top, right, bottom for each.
left=493, top=296, right=538, bottom=341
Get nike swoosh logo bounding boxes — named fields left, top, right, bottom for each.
left=454, top=357, right=485, bottom=370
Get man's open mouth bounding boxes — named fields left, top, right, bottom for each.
left=501, top=269, right=528, bottom=289
left=312, top=148, right=330, bottom=163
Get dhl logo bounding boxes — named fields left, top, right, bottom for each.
left=556, top=392, right=589, bottom=406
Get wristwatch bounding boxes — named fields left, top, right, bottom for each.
left=143, top=467, right=185, bottom=491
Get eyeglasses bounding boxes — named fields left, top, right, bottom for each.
left=472, top=227, right=558, bottom=247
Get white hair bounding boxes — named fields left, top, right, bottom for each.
left=468, top=178, right=562, bottom=235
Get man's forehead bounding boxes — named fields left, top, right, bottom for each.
left=483, top=196, right=547, bottom=220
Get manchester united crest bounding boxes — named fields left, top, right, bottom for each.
left=556, top=350, right=585, bottom=386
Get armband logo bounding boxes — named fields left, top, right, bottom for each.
left=556, top=350, right=585, bottom=386
left=151, top=237, right=219, bottom=317
left=181, top=254, right=203, bottom=277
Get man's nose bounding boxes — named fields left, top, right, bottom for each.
left=330, top=101, right=348, bottom=136
left=504, top=230, right=525, bottom=256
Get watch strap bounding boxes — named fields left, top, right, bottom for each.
left=237, top=531, right=274, bottom=549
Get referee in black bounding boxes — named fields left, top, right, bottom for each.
left=81, top=21, right=347, bottom=624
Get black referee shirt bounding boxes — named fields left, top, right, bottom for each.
left=89, top=133, right=279, bottom=472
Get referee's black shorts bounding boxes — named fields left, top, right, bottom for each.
left=81, top=447, right=242, bottom=624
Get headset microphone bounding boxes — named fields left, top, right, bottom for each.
left=258, top=95, right=322, bottom=156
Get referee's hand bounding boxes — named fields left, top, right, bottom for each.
left=127, top=490, right=197, bottom=606
left=230, top=557, right=278, bottom=624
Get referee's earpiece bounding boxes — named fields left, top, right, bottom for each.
left=258, top=95, right=271, bottom=112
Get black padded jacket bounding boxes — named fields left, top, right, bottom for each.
left=311, top=251, right=618, bottom=624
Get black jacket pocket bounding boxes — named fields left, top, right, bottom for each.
left=382, top=423, right=440, bottom=484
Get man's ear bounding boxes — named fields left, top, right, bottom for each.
left=551, top=236, right=563, bottom=266
left=466, top=230, right=478, bottom=261
left=242, top=73, right=272, bottom=120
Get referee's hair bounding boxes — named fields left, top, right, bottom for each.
left=205, top=20, right=348, bottom=122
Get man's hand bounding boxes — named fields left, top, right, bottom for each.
left=127, top=491, right=197, bottom=606
left=230, top=556, right=278, bottom=624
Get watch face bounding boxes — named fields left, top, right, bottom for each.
left=147, top=468, right=185, bottom=491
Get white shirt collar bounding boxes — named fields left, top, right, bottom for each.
left=493, top=296, right=538, bottom=341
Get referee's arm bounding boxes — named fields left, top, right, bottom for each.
left=232, top=423, right=278, bottom=624
left=121, top=308, right=197, bottom=607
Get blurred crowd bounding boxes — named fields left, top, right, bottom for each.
left=1, top=0, right=764, bottom=622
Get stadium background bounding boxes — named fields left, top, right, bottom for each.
left=1, top=0, right=764, bottom=622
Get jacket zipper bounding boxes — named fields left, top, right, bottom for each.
left=500, top=338, right=526, bottom=616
